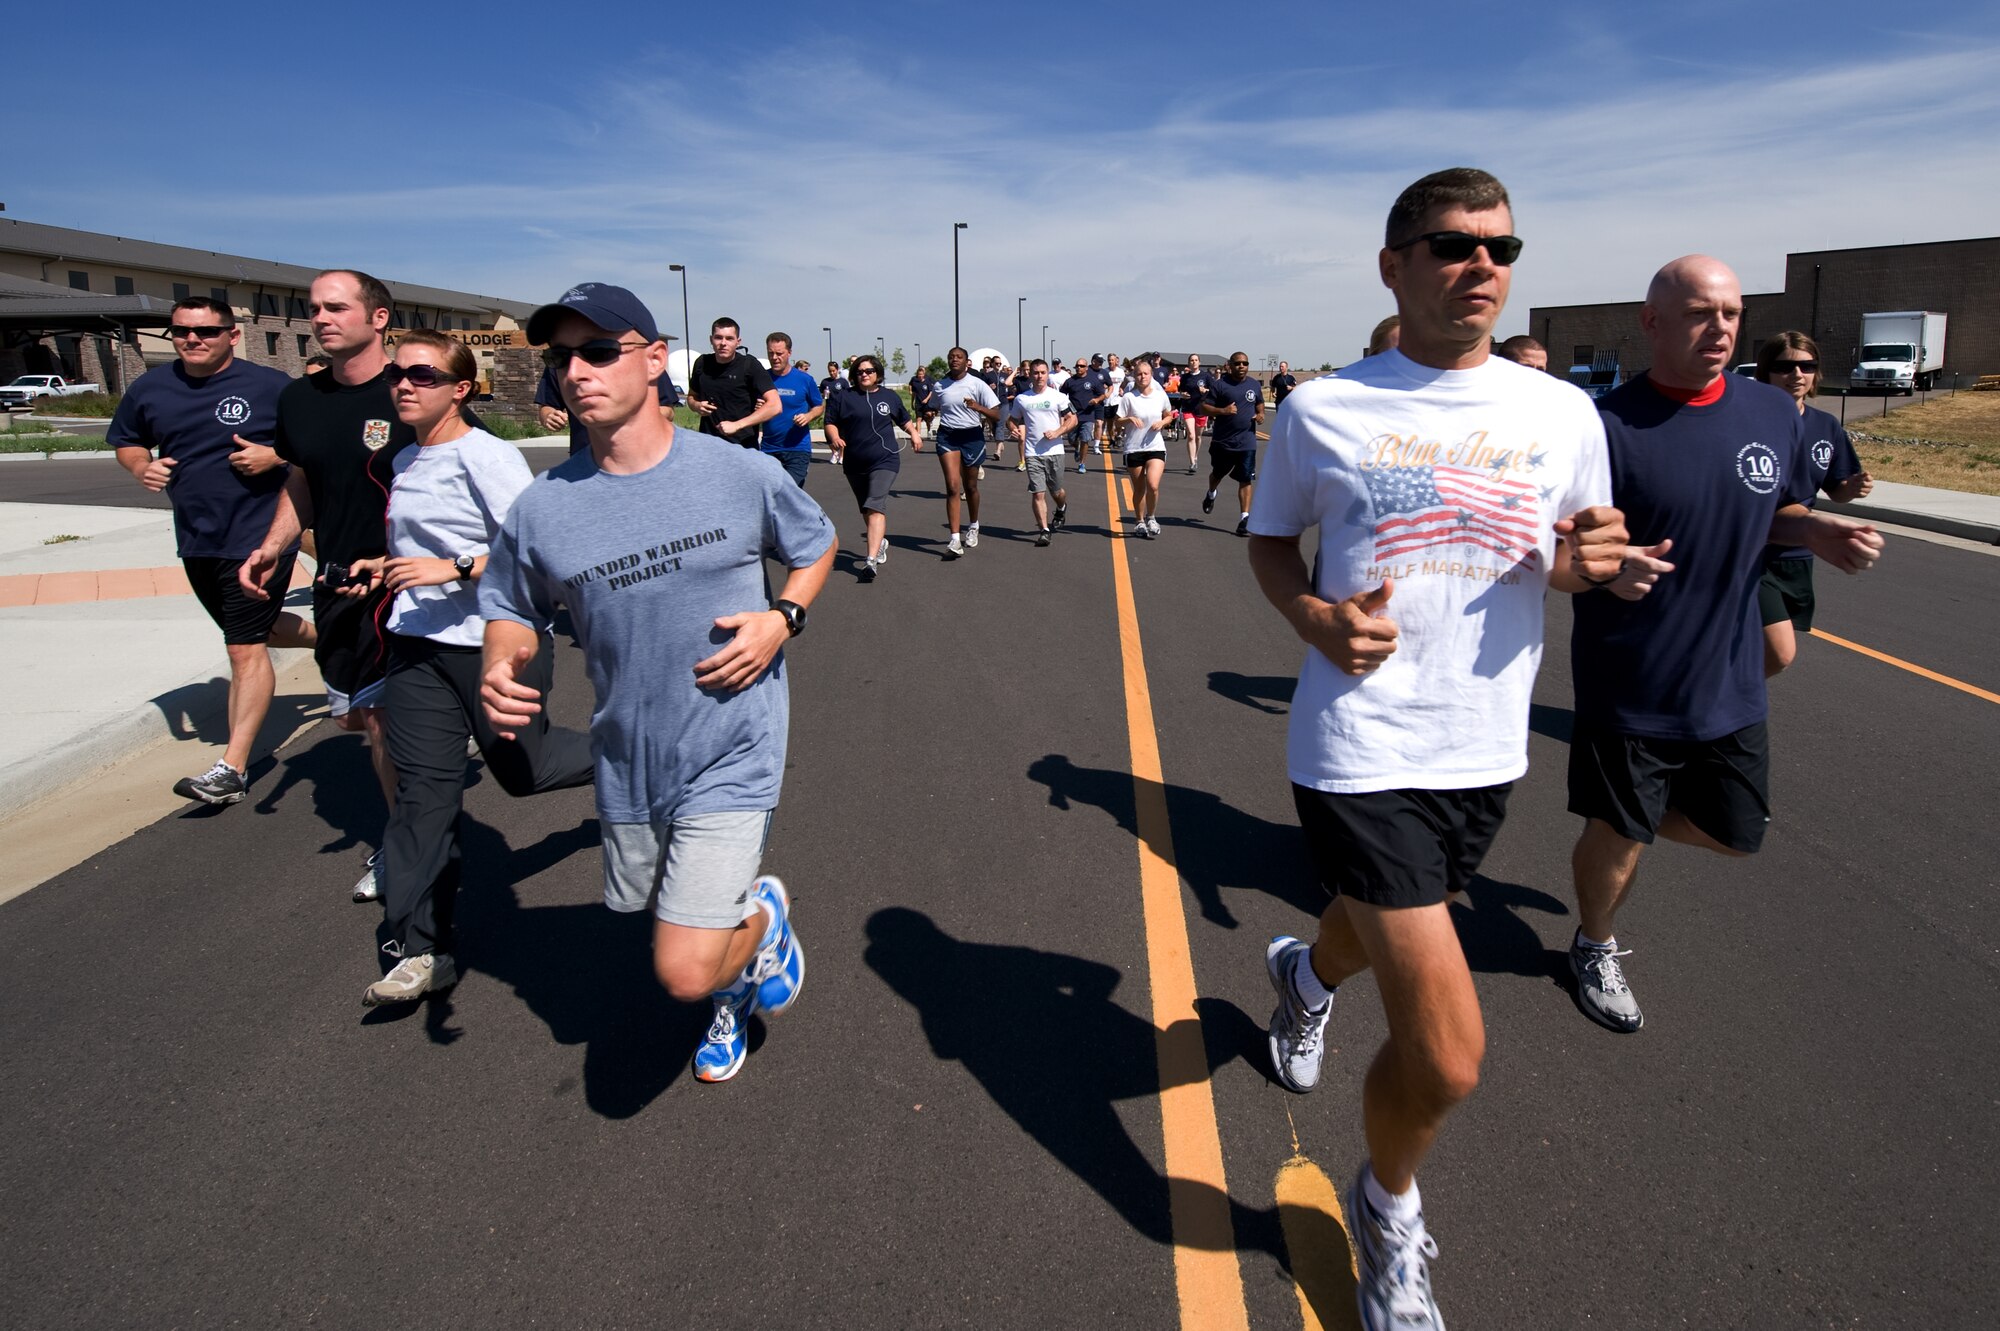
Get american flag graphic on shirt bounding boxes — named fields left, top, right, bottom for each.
left=1365, top=463, right=1541, bottom=564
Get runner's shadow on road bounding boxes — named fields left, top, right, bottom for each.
left=866, top=908, right=1284, bottom=1261
left=251, top=729, right=384, bottom=855
left=1027, top=753, right=1326, bottom=928
left=151, top=676, right=322, bottom=750
left=453, top=815, right=721, bottom=1114
left=1208, top=671, right=1294, bottom=716
left=1448, top=874, right=1569, bottom=981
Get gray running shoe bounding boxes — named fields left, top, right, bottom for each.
left=352, top=849, right=382, bottom=904
left=173, top=761, right=246, bottom=806
left=1569, top=933, right=1643, bottom=1032
left=1266, top=936, right=1333, bottom=1092
left=1034, top=528, right=1052, bottom=547
left=875, top=539, right=889, bottom=566
left=1052, top=503, right=1068, bottom=530
left=1346, top=1168, right=1446, bottom=1331
left=363, top=949, right=458, bottom=1006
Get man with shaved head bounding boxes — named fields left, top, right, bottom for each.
left=1563, top=255, right=1883, bottom=1036
left=1494, top=335, right=1547, bottom=371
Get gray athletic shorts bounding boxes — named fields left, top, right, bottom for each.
left=1026, top=455, right=1067, bottom=494
left=601, top=810, right=772, bottom=929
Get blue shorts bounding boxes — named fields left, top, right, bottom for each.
left=1209, top=443, right=1257, bottom=484
left=936, top=426, right=987, bottom=466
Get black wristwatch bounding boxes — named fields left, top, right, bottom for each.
left=772, top=598, right=807, bottom=637
left=453, top=554, right=476, bottom=582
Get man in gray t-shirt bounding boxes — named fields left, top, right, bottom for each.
left=481, top=282, right=835, bottom=1085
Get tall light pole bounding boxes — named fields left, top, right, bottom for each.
left=1042, top=325, right=1048, bottom=362
left=914, top=342, right=922, bottom=371
left=952, top=222, right=968, bottom=348
left=1017, top=297, right=1025, bottom=367
left=668, top=264, right=690, bottom=388
left=1050, top=338, right=1057, bottom=368
left=876, top=336, right=885, bottom=360
left=823, top=326, right=833, bottom=369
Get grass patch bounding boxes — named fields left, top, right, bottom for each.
left=1845, top=390, right=2000, bottom=496
left=0, top=434, right=111, bottom=454
left=18, top=391, right=120, bottom=416
left=42, top=533, right=83, bottom=544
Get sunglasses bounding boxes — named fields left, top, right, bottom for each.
left=854, top=366, right=882, bottom=376
left=1772, top=360, right=1819, bottom=373
left=383, top=364, right=466, bottom=388
left=167, top=324, right=229, bottom=340
left=541, top=339, right=648, bottom=370
left=1227, top=360, right=1250, bottom=369
left=1389, top=231, right=1525, bottom=265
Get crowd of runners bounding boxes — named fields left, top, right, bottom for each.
left=106, top=164, right=1884, bottom=1331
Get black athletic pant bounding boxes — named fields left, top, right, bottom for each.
left=381, top=632, right=594, bottom=958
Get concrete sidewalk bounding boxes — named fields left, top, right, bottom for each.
left=1824, top=478, right=2000, bottom=545
left=0, top=500, right=315, bottom=818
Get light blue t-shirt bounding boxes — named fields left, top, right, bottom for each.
left=762, top=367, right=823, bottom=453
left=479, top=429, right=835, bottom=822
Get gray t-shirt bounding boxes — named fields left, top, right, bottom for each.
left=385, top=428, right=533, bottom=648
left=479, top=430, right=835, bottom=823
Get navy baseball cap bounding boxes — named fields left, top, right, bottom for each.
left=525, top=283, right=661, bottom=345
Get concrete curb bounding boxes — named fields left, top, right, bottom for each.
left=0, top=645, right=315, bottom=812
left=1822, top=500, right=2000, bottom=545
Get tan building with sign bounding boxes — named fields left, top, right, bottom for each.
left=0, top=217, right=538, bottom=393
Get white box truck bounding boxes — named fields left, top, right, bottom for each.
left=1852, top=311, right=1947, bottom=395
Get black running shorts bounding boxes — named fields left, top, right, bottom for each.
left=184, top=554, right=295, bottom=645
left=1209, top=443, right=1257, bottom=485
left=312, top=582, right=390, bottom=716
left=1566, top=719, right=1771, bottom=853
left=1757, top=556, right=1816, bottom=630
left=1292, top=782, right=1512, bottom=910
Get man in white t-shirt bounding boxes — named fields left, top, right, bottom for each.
left=1006, top=359, right=1078, bottom=547
left=1244, top=167, right=1651, bottom=1331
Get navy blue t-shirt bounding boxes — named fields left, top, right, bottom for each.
left=1177, top=367, right=1213, bottom=410
left=819, top=374, right=849, bottom=404
left=1203, top=374, right=1263, bottom=449
left=107, top=358, right=292, bottom=559
left=828, top=387, right=910, bottom=471
left=1062, top=374, right=1099, bottom=418
left=536, top=366, right=680, bottom=455
left=909, top=373, right=938, bottom=410
left=1768, top=405, right=1862, bottom=562
left=1572, top=374, right=1815, bottom=742
left=1271, top=372, right=1298, bottom=404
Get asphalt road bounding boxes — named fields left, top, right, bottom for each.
left=2, top=450, right=1994, bottom=1330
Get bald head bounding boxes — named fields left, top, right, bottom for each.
left=1640, top=255, right=1744, bottom=390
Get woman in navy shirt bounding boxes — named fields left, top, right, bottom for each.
left=1752, top=332, right=1872, bottom=676
left=823, top=354, right=922, bottom=582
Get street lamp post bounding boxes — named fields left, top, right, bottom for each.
left=668, top=264, right=690, bottom=388
left=952, top=222, right=968, bottom=348
left=914, top=342, right=922, bottom=372
left=1042, top=325, right=1048, bottom=361
left=823, top=327, right=833, bottom=370
left=1017, top=297, right=1025, bottom=367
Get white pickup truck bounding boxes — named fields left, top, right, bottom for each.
left=0, top=374, right=102, bottom=409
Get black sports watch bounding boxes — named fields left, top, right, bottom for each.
left=772, top=598, right=807, bottom=637
left=453, top=554, right=476, bottom=582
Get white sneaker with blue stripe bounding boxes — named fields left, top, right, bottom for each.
left=693, top=980, right=754, bottom=1083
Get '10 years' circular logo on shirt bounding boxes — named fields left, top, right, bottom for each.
left=1812, top=440, right=1834, bottom=471
left=1735, top=442, right=1781, bottom=494
left=214, top=396, right=252, bottom=427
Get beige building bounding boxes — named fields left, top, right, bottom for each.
left=0, top=218, right=536, bottom=394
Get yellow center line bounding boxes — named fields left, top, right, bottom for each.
left=1809, top=628, right=2000, bottom=705
left=1101, top=467, right=1251, bottom=1331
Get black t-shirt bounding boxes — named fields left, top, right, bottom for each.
left=1271, top=372, right=1298, bottom=404
left=1178, top=368, right=1213, bottom=407
left=689, top=352, right=776, bottom=444
left=272, top=368, right=413, bottom=565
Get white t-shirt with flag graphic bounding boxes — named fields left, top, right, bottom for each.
left=1247, top=350, right=1611, bottom=794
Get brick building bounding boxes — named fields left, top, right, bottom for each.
left=0, top=218, right=535, bottom=395
left=1527, top=235, right=1999, bottom=388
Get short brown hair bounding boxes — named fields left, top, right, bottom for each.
left=767, top=331, right=792, bottom=350
left=316, top=269, right=393, bottom=316
left=1495, top=334, right=1545, bottom=363
left=1385, top=168, right=1511, bottom=247
left=170, top=296, right=235, bottom=327
left=395, top=329, right=478, bottom=384
left=1367, top=315, right=1402, bottom=356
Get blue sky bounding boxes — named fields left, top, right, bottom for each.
left=14, top=1, right=1998, bottom=366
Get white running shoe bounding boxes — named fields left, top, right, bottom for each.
left=947, top=532, right=964, bottom=557
left=965, top=527, right=980, bottom=548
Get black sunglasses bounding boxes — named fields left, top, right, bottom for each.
left=382, top=364, right=466, bottom=388
left=854, top=366, right=882, bottom=376
left=541, top=339, right=648, bottom=370
left=1772, top=360, right=1819, bottom=373
left=167, top=324, right=229, bottom=340
left=1227, top=360, right=1250, bottom=368
left=1389, top=231, right=1525, bottom=265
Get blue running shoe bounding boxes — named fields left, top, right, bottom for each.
left=747, top=875, right=805, bottom=1015
left=693, top=983, right=753, bottom=1083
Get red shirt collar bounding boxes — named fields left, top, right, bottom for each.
left=1646, top=372, right=1727, bottom=407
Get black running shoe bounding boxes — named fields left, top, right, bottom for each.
left=1236, top=516, right=1251, bottom=536
left=1035, top=528, right=1052, bottom=547
left=173, top=761, right=246, bottom=806
left=1202, top=491, right=1217, bottom=515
